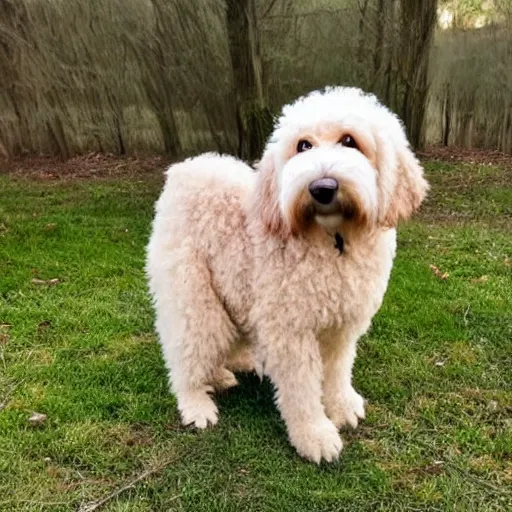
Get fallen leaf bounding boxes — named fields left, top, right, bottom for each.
left=46, top=465, right=61, bottom=478
left=435, top=360, right=446, bottom=367
left=470, top=275, right=488, bottom=284
left=487, top=400, right=498, bottom=412
left=0, top=333, right=8, bottom=345
left=505, top=257, right=510, bottom=267
left=39, top=172, right=58, bottom=180
left=28, top=412, right=48, bottom=426
left=429, top=264, right=449, bottom=280
left=31, top=278, right=60, bottom=286
left=422, top=461, right=444, bottom=475
left=44, top=223, right=57, bottom=231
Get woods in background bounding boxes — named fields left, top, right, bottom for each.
left=0, top=0, right=511, bottom=161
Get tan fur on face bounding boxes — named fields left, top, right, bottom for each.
left=269, top=162, right=372, bottom=237
left=256, top=122, right=380, bottom=237
left=286, top=188, right=316, bottom=235
left=251, top=152, right=292, bottom=239
left=295, top=122, right=378, bottom=167
left=337, top=181, right=371, bottom=228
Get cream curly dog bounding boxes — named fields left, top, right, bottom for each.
left=146, top=86, right=428, bottom=463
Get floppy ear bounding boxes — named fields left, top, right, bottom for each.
left=383, top=139, right=429, bottom=227
left=250, top=150, right=291, bottom=239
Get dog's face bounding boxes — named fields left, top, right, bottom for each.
left=252, top=87, right=429, bottom=238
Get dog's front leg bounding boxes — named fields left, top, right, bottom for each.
left=321, top=334, right=366, bottom=430
left=259, top=329, right=342, bottom=463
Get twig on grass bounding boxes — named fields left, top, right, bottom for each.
left=445, top=460, right=510, bottom=495
left=0, top=346, right=5, bottom=373
left=463, top=304, right=471, bottom=326
left=0, top=500, right=71, bottom=508
left=412, top=438, right=511, bottom=498
left=78, top=453, right=184, bottom=512
left=0, top=380, right=24, bottom=412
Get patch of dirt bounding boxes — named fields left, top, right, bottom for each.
left=418, top=145, right=512, bottom=170
left=417, top=149, right=512, bottom=227
left=418, top=207, right=511, bottom=229
left=1, top=146, right=511, bottom=181
left=426, top=167, right=511, bottom=190
left=105, top=423, right=155, bottom=448
left=0, top=153, right=172, bottom=180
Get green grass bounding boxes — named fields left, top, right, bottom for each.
left=0, top=161, right=511, bottom=511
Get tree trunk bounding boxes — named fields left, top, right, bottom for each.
left=443, top=84, right=451, bottom=146
left=46, top=92, right=72, bottom=159
left=500, top=106, right=511, bottom=153
left=372, top=0, right=387, bottom=93
left=0, top=1, right=32, bottom=154
left=356, top=0, right=370, bottom=86
left=383, top=0, right=398, bottom=107
left=226, top=0, right=272, bottom=162
left=144, top=0, right=182, bottom=156
left=398, top=0, right=438, bottom=149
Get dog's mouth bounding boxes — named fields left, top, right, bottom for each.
left=311, top=198, right=356, bottom=218
left=290, top=184, right=367, bottom=235
left=303, top=195, right=357, bottom=228
left=299, top=201, right=354, bottom=235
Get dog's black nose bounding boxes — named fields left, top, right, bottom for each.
left=308, top=178, right=338, bottom=205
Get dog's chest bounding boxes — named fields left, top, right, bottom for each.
left=254, top=230, right=396, bottom=332
left=313, top=247, right=390, bottom=327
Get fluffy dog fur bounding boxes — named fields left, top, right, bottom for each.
left=146, top=86, right=428, bottom=463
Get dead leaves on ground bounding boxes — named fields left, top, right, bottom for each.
left=418, top=146, right=512, bottom=170
left=28, top=412, right=48, bottom=426
left=2, top=153, right=169, bottom=180
left=430, top=264, right=449, bottom=280
left=0, top=323, right=11, bottom=346
left=470, top=275, right=489, bottom=284
left=429, top=266, right=497, bottom=284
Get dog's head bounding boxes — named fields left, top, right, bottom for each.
left=251, top=87, right=429, bottom=238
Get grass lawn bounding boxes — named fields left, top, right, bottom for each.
left=0, top=156, right=511, bottom=511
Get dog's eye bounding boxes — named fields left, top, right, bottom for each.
left=340, top=135, right=359, bottom=150
left=297, top=140, right=313, bottom=153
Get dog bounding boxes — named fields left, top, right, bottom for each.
left=146, top=86, right=428, bottom=463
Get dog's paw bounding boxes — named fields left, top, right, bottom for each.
left=179, top=390, right=219, bottom=429
left=289, top=418, right=343, bottom=464
left=326, top=387, right=366, bottom=430
left=212, top=367, right=239, bottom=392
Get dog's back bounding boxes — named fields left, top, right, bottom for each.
left=149, top=152, right=254, bottom=248
left=146, top=153, right=255, bottom=336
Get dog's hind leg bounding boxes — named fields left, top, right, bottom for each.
left=151, top=253, right=237, bottom=429
left=210, top=340, right=255, bottom=392
left=211, top=367, right=239, bottom=392
left=226, top=340, right=255, bottom=373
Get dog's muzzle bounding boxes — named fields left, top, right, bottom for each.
left=308, top=178, right=339, bottom=215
